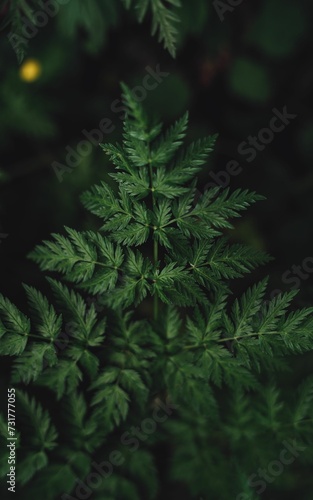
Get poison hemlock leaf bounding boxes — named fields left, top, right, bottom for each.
left=123, top=0, right=181, bottom=57
left=3, top=0, right=181, bottom=63
left=0, top=84, right=313, bottom=499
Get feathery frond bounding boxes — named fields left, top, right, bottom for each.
left=1, top=83, right=313, bottom=499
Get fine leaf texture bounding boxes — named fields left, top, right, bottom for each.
left=0, top=83, right=313, bottom=499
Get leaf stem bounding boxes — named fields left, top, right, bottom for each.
left=153, top=239, right=159, bottom=321
left=149, top=161, right=159, bottom=322
left=184, top=330, right=287, bottom=351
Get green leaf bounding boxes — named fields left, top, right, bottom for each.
left=22, top=464, right=76, bottom=500
left=121, top=82, right=148, bottom=131
left=193, top=188, right=265, bottom=230
left=293, top=376, right=313, bottom=429
left=169, top=135, right=218, bottom=184
left=47, top=278, right=98, bottom=342
left=92, top=378, right=131, bottom=426
left=151, top=112, right=188, bottom=166
left=163, top=305, right=182, bottom=339
left=81, top=181, right=120, bottom=219
left=17, top=390, right=58, bottom=451
left=0, top=332, right=28, bottom=356
left=150, top=0, right=181, bottom=58
left=23, top=285, right=62, bottom=340
left=165, top=353, right=217, bottom=414
left=28, top=227, right=98, bottom=282
left=17, top=451, right=48, bottom=486
left=0, top=293, right=30, bottom=354
left=37, top=359, right=83, bottom=399
left=0, top=293, right=30, bottom=339
left=231, top=278, right=269, bottom=338
left=154, top=263, right=206, bottom=306
left=124, top=1, right=181, bottom=58
left=257, top=290, right=299, bottom=335
left=257, top=386, right=284, bottom=431
left=12, top=343, right=57, bottom=384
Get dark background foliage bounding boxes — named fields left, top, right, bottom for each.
left=0, top=0, right=313, bottom=498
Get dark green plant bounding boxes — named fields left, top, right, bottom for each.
left=1, top=85, right=313, bottom=499
left=122, top=0, right=180, bottom=57
left=1, top=0, right=181, bottom=61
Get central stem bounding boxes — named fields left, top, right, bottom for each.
left=153, top=238, right=159, bottom=321
left=149, top=162, right=159, bottom=322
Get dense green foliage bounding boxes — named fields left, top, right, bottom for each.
left=1, top=0, right=181, bottom=61
left=0, top=86, right=313, bottom=499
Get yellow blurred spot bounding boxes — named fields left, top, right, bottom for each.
left=19, top=59, right=42, bottom=82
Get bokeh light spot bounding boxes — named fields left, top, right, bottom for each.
left=19, top=59, right=42, bottom=82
